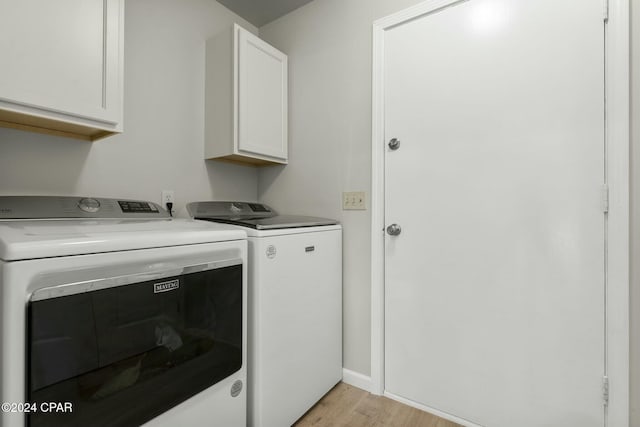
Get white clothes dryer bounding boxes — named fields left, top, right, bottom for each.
left=0, top=196, right=248, bottom=427
left=188, top=201, right=342, bottom=427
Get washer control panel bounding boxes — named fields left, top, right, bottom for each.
left=0, top=196, right=169, bottom=220
left=118, top=200, right=159, bottom=213
left=248, top=203, right=271, bottom=213
left=187, top=201, right=275, bottom=219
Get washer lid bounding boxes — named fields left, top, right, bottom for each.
left=188, top=201, right=338, bottom=229
left=0, top=219, right=246, bottom=261
left=204, top=215, right=338, bottom=230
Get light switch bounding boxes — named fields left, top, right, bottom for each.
left=343, top=192, right=366, bottom=210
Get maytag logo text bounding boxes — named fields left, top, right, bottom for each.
left=153, top=279, right=180, bottom=293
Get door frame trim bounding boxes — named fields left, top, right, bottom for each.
left=371, top=0, right=467, bottom=397
left=603, top=1, right=630, bottom=426
left=370, top=2, right=630, bottom=426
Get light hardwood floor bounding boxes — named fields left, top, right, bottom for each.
left=294, top=382, right=462, bottom=427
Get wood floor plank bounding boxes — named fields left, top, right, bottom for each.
left=293, top=382, right=462, bottom=427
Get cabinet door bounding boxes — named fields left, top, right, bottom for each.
left=237, top=27, right=288, bottom=162
left=0, top=0, right=123, bottom=127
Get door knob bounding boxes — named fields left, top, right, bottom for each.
left=388, top=138, right=401, bottom=150
left=386, top=224, right=402, bottom=236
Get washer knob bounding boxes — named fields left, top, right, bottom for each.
left=78, top=198, right=101, bottom=213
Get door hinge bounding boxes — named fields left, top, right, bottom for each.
left=602, top=184, right=609, bottom=213
left=603, top=0, right=609, bottom=21
left=603, top=376, right=609, bottom=406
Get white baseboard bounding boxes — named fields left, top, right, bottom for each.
left=341, top=368, right=372, bottom=392
left=342, top=371, right=479, bottom=426
left=383, top=391, right=481, bottom=427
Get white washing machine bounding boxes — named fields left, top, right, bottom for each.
left=187, top=201, right=342, bottom=427
left=0, top=196, right=248, bottom=427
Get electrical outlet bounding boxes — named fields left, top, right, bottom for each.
left=161, top=190, right=174, bottom=206
left=343, top=191, right=366, bottom=210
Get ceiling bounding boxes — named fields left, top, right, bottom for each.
left=217, top=0, right=315, bottom=27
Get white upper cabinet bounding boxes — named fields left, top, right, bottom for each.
left=0, top=0, right=124, bottom=141
left=205, top=24, right=288, bottom=165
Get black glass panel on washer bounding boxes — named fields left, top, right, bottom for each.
left=27, top=265, right=242, bottom=427
left=247, top=203, right=270, bottom=213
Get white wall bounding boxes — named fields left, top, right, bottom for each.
left=631, top=1, right=639, bottom=424
left=0, top=0, right=258, bottom=207
left=258, top=0, right=427, bottom=376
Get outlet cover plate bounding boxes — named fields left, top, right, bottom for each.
left=161, top=190, right=175, bottom=205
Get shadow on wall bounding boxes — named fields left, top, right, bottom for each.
left=0, top=128, right=91, bottom=195
left=204, top=159, right=261, bottom=201
left=255, top=163, right=286, bottom=195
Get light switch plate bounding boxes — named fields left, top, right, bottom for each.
left=343, top=191, right=366, bottom=210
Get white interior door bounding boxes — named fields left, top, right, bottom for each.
left=383, top=1, right=605, bottom=426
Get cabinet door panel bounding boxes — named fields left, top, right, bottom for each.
left=238, top=29, right=287, bottom=161
left=0, top=0, right=122, bottom=125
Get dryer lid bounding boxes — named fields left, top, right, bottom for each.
left=0, top=197, right=246, bottom=261
left=0, top=219, right=246, bottom=261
